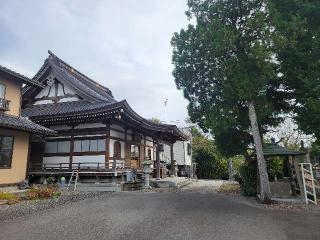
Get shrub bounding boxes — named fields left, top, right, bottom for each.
left=195, top=148, right=228, bottom=179
left=25, top=185, right=60, bottom=200
left=25, top=190, right=39, bottom=200
left=267, top=157, right=284, bottom=181
left=238, top=163, right=257, bottom=196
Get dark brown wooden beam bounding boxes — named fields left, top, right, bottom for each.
left=105, top=123, right=110, bottom=169
left=170, top=142, right=175, bottom=177
left=69, top=126, right=75, bottom=170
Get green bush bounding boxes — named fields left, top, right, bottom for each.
left=266, top=157, right=284, bottom=181
left=238, top=164, right=257, bottom=196
left=195, top=148, right=228, bottom=179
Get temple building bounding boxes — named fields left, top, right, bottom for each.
left=22, top=51, right=187, bottom=179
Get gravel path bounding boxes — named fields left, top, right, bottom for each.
left=0, top=191, right=111, bottom=222
left=179, top=179, right=234, bottom=193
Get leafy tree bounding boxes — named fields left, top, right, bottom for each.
left=171, top=0, right=292, bottom=202
left=149, top=117, right=161, bottom=124
left=270, top=0, right=320, bottom=139
left=192, top=128, right=228, bottom=179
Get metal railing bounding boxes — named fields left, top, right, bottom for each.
left=0, top=98, right=10, bottom=111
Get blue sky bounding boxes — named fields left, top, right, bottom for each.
left=0, top=0, right=190, bottom=126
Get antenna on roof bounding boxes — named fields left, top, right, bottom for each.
left=164, top=98, right=168, bottom=123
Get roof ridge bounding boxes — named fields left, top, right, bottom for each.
left=48, top=50, right=113, bottom=96
left=0, top=64, right=44, bottom=87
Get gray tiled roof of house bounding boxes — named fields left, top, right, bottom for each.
left=0, top=65, right=44, bottom=88
left=0, top=113, right=56, bottom=135
left=22, top=100, right=119, bottom=118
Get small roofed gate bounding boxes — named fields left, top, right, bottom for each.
left=263, top=138, right=307, bottom=199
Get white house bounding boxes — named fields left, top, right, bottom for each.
left=161, top=127, right=192, bottom=176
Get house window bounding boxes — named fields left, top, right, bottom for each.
left=0, top=136, right=14, bottom=168
left=130, top=145, right=139, bottom=160
left=187, top=143, right=192, bottom=155
left=114, top=141, right=121, bottom=158
left=45, top=141, right=70, bottom=153
left=73, top=139, right=105, bottom=153
left=0, top=84, right=6, bottom=99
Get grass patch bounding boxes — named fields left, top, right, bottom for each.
left=218, top=183, right=241, bottom=195
left=0, top=192, right=20, bottom=205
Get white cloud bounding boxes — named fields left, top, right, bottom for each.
left=0, top=0, right=190, bottom=126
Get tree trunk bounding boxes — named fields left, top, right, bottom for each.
left=248, top=100, right=271, bottom=203
left=228, top=159, right=234, bottom=181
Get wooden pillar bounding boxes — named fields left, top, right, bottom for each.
left=283, top=156, right=290, bottom=178
left=69, top=126, right=75, bottom=170
left=156, top=143, right=161, bottom=180
left=124, top=129, right=130, bottom=168
left=170, top=142, right=175, bottom=177
left=25, top=133, right=32, bottom=178
left=292, top=155, right=305, bottom=201
left=144, top=136, right=147, bottom=161
left=105, top=123, right=110, bottom=169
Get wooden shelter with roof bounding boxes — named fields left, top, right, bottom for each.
left=263, top=138, right=306, bottom=198
left=22, top=51, right=187, bottom=180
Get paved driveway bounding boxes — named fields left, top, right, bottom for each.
left=1, top=192, right=319, bottom=240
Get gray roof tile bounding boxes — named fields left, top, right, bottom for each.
left=0, top=114, right=56, bottom=135
left=0, top=65, right=44, bottom=88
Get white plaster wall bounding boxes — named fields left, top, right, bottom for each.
left=173, top=141, right=186, bottom=166
left=111, top=124, right=124, bottom=131
left=146, top=136, right=153, bottom=142
left=50, top=125, right=72, bottom=130
left=73, top=155, right=105, bottom=167
left=161, top=144, right=171, bottom=163
left=34, top=99, right=54, bottom=105
left=43, top=156, right=69, bottom=166
left=110, top=130, right=125, bottom=139
left=63, top=84, right=76, bottom=95
left=57, top=83, right=64, bottom=96
left=75, top=123, right=105, bottom=129
left=35, top=85, right=51, bottom=99
left=145, top=146, right=154, bottom=160
left=127, top=134, right=133, bottom=141
left=59, top=96, right=80, bottom=102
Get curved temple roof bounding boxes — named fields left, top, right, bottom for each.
left=22, top=100, right=187, bottom=141
left=23, top=51, right=115, bottom=102
left=22, top=51, right=187, bottom=141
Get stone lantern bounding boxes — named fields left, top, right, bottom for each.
left=143, top=160, right=153, bottom=189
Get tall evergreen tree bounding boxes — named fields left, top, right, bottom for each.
left=270, top=0, right=320, bottom=139
left=171, top=0, right=291, bottom=202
